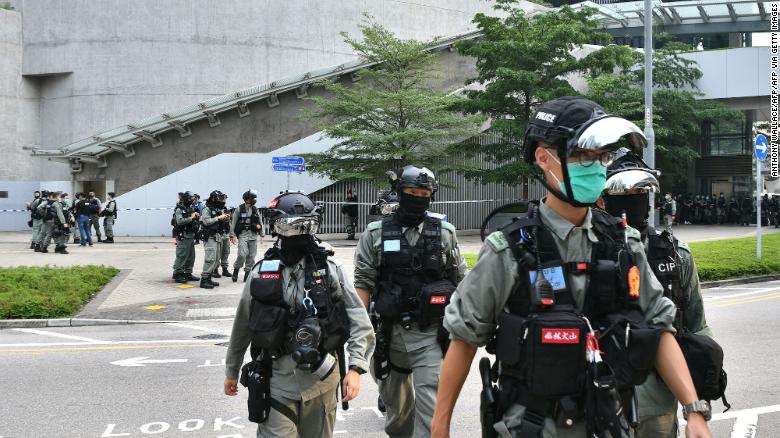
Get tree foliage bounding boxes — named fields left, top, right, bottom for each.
left=302, top=19, right=483, bottom=183
left=449, top=1, right=636, bottom=185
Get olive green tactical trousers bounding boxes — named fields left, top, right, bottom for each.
left=31, top=218, right=43, bottom=244
left=636, top=413, right=677, bottom=438
left=202, top=236, right=220, bottom=277
left=233, top=234, right=258, bottom=272
left=104, top=216, right=114, bottom=238
left=173, top=237, right=196, bottom=275
left=255, top=383, right=337, bottom=438
left=371, top=341, right=442, bottom=438
left=218, top=235, right=230, bottom=270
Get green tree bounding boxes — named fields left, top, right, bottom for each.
left=587, top=40, right=740, bottom=184
left=449, top=1, right=635, bottom=184
left=302, top=19, right=483, bottom=183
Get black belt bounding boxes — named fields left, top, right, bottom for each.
left=498, top=379, right=582, bottom=438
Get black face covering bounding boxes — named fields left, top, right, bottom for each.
left=604, top=193, right=650, bottom=230
left=396, top=192, right=431, bottom=227
left=279, top=235, right=314, bottom=266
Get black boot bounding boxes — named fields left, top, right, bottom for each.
left=30, top=243, right=35, bottom=249
left=185, top=273, right=200, bottom=282
left=243, top=270, right=251, bottom=282
left=106, top=237, right=114, bottom=243
left=55, top=246, right=69, bottom=254
left=35, top=245, right=42, bottom=253
left=174, top=273, right=188, bottom=283
left=212, top=271, right=222, bottom=279
left=232, top=268, right=239, bottom=283
left=222, top=267, right=231, bottom=277
left=377, top=396, right=386, bottom=413
left=200, top=276, right=215, bottom=289
left=40, top=247, right=49, bottom=253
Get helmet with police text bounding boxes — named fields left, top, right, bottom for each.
left=242, top=189, right=258, bottom=204
left=603, top=148, right=660, bottom=195
left=265, top=191, right=322, bottom=237
left=522, top=96, right=647, bottom=208
left=387, top=166, right=438, bottom=195
left=207, top=190, right=227, bottom=208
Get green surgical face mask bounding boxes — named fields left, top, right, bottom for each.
left=545, top=149, right=607, bottom=204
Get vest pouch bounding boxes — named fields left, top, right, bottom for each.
left=417, top=279, right=456, bottom=330
left=597, top=310, right=661, bottom=390
left=495, top=312, right=528, bottom=367
left=240, top=360, right=271, bottom=424
left=375, top=279, right=403, bottom=321
left=249, top=302, right=289, bottom=351
left=592, top=260, right=619, bottom=313
left=676, top=331, right=727, bottom=403
left=526, top=311, right=588, bottom=398
left=320, top=298, right=350, bottom=352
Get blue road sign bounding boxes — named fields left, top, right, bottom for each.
left=273, top=164, right=306, bottom=172
left=755, top=134, right=769, bottom=161
left=272, top=156, right=305, bottom=165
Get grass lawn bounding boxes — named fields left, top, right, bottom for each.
left=0, top=265, right=119, bottom=319
left=462, top=232, right=780, bottom=282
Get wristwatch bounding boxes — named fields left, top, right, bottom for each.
left=349, top=365, right=367, bottom=375
left=682, top=400, right=712, bottom=421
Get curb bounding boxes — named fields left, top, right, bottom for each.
left=700, top=274, right=780, bottom=289
left=0, top=317, right=234, bottom=329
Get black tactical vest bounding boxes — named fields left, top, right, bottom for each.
left=234, top=204, right=261, bottom=235
left=202, top=205, right=223, bottom=237
left=248, top=247, right=349, bottom=360
left=375, top=215, right=446, bottom=318
left=644, top=228, right=684, bottom=330
left=173, top=204, right=199, bottom=234
left=45, top=200, right=57, bottom=221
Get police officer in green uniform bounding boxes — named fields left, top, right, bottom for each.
left=217, top=204, right=233, bottom=279
left=354, top=166, right=467, bottom=438
left=230, top=190, right=264, bottom=282
left=172, top=191, right=201, bottom=283
left=223, top=191, right=375, bottom=438
left=28, top=190, right=44, bottom=250
left=431, top=97, right=712, bottom=438
left=602, top=150, right=714, bottom=438
left=101, top=192, right=117, bottom=243
left=87, top=191, right=103, bottom=242
left=200, top=190, right=230, bottom=288
left=39, top=191, right=70, bottom=254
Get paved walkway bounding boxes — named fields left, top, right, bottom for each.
left=0, top=224, right=776, bottom=321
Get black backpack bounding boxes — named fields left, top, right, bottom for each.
left=676, top=331, right=730, bottom=410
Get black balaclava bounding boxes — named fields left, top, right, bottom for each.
left=604, top=193, right=650, bottom=232
left=279, top=235, right=314, bottom=266
left=396, top=192, right=431, bottom=227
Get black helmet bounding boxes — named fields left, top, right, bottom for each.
left=265, top=191, right=322, bottom=237
left=179, top=191, right=195, bottom=204
left=207, top=190, right=227, bottom=208
left=387, top=166, right=438, bottom=194
left=603, top=148, right=660, bottom=195
left=243, top=189, right=258, bottom=202
left=377, top=190, right=400, bottom=216
left=41, top=190, right=50, bottom=198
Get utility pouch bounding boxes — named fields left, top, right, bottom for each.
left=27, top=220, right=33, bottom=228
left=374, top=280, right=403, bottom=321
left=676, top=331, right=729, bottom=407
left=249, top=266, right=289, bottom=351
left=525, top=311, right=588, bottom=398
left=593, top=260, right=619, bottom=312
left=373, top=322, right=392, bottom=380
left=597, top=310, right=661, bottom=390
left=320, top=297, right=350, bottom=352
left=437, top=324, right=451, bottom=356
left=495, top=312, right=528, bottom=367
left=587, top=360, right=630, bottom=438
left=241, top=360, right=271, bottom=424
left=52, top=228, right=63, bottom=238
left=417, top=279, right=456, bottom=330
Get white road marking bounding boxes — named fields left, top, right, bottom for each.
left=166, top=322, right=230, bottom=335
left=186, top=307, right=236, bottom=318
left=0, top=339, right=223, bottom=348
left=111, top=356, right=189, bottom=367
left=12, top=328, right=104, bottom=343
left=680, top=404, right=780, bottom=425
left=730, top=411, right=758, bottom=438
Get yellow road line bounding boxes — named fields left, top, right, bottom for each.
left=0, top=343, right=218, bottom=354
left=709, top=292, right=780, bottom=308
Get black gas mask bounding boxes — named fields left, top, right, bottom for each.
left=291, top=303, right=336, bottom=380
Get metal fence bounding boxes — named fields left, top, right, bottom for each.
left=310, top=132, right=544, bottom=233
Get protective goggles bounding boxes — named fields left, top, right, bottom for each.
left=273, top=216, right=320, bottom=237
left=379, top=202, right=399, bottom=216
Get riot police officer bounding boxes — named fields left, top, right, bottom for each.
left=172, top=191, right=201, bottom=283
left=87, top=191, right=103, bottom=242
left=28, top=190, right=44, bottom=250
left=229, top=190, right=264, bottom=282
left=343, top=188, right=359, bottom=240
left=199, top=190, right=230, bottom=288
left=216, top=199, right=233, bottom=279
left=39, top=191, right=70, bottom=254
left=431, top=97, right=711, bottom=438
left=101, top=192, right=117, bottom=243
left=354, top=165, right=467, bottom=438
left=223, top=191, right=375, bottom=438
left=602, top=150, right=715, bottom=438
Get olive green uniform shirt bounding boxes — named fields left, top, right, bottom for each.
left=636, top=237, right=712, bottom=417
left=444, top=202, right=676, bottom=436
left=174, top=206, right=197, bottom=238
left=225, top=253, right=375, bottom=402
left=353, top=218, right=467, bottom=351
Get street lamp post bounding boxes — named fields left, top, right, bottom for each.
left=643, top=0, right=656, bottom=227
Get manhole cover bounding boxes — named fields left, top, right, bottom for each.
left=193, top=334, right=228, bottom=340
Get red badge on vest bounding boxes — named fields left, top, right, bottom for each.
left=261, top=273, right=280, bottom=279
left=541, top=328, right=580, bottom=344
left=429, top=295, right=447, bottom=305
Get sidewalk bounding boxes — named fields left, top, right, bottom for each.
left=0, top=224, right=776, bottom=322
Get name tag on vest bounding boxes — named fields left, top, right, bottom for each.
left=260, top=260, right=280, bottom=272
left=383, top=240, right=401, bottom=252
left=528, top=266, right=566, bottom=291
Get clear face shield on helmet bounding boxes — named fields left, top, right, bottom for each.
left=604, top=169, right=660, bottom=195
left=272, top=215, right=320, bottom=237
left=571, top=116, right=647, bottom=156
